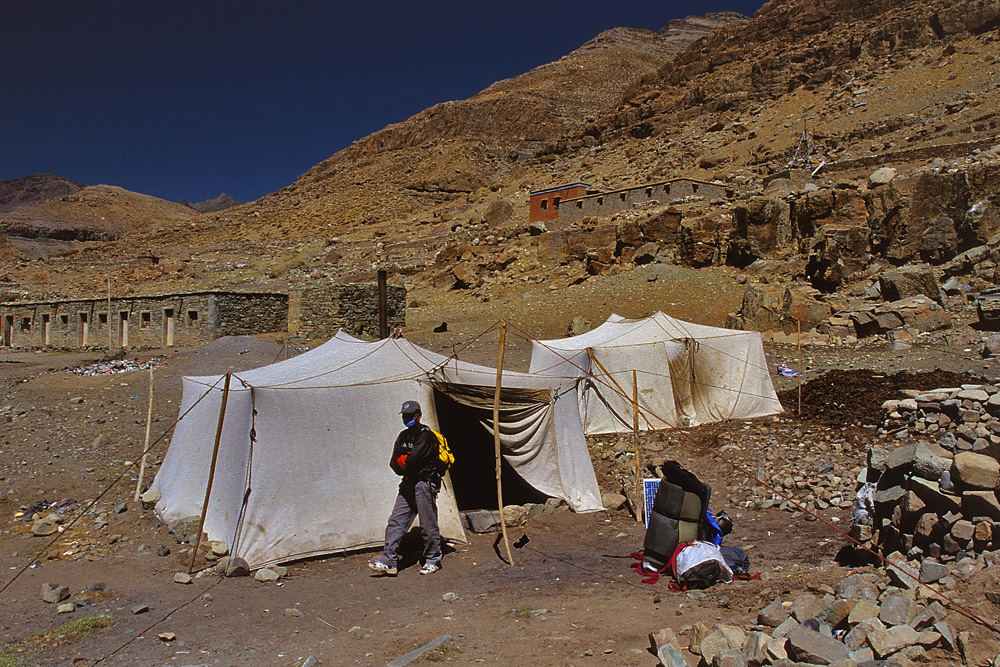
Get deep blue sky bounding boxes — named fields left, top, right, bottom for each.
left=1, top=1, right=763, bottom=205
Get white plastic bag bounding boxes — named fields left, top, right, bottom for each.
left=673, top=540, right=733, bottom=588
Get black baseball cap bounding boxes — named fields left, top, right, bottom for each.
left=400, top=400, right=421, bottom=415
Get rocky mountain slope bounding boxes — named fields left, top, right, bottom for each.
left=0, top=186, right=202, bottom=262
left=1, top=0, right=1000, bottom=331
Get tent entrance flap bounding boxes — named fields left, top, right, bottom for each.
left=432, top=389, right=547, bottom=510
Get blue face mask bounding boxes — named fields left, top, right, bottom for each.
left=403, top=414, right=418, bottom=427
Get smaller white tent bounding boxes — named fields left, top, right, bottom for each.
left=528, top=312, right=782, bottom=434
left=151, top=332, right=601, bottom=569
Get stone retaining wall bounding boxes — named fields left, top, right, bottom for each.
left=296, top=283, right=405, bottom=340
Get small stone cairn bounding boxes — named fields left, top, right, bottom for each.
left=869, top=385, right=1000, bottom=558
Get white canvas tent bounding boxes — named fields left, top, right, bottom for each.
left=528, top=312, right=782, bottom=434
left=150, top=332, right=601, bottom=569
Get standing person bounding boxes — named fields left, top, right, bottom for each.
left=369, top=400, right=442, bottom=576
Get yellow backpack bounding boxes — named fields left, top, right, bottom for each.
left=429, top=428, right=454, bottom=472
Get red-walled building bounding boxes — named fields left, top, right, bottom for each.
left=528, top=183, right=595, bottom=223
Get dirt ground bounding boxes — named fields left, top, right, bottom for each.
left=2, top=269, right=1000, bottom=666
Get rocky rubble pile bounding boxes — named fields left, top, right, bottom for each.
left=651, top=556, right=1000, bottom=667
left=852, top=412, right=1000, bottom=559
left=881, top=384, right=1000, bottom=452
left=728, top=282, right=951, bottom=346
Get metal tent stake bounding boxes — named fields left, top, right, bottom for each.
left=493, top=323, right=514, bottom=566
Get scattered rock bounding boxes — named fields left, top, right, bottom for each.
left=41, top=583, right=70, bottom=604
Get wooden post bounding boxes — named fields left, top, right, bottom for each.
left=134, top=367, right=155, bottom=501
left=797, top=315, right=803, bottom=416
left=377, top=269, right=388, bottom=340
left=493, top=322, right=514, bottom=566
left=632, top=370, right=643, bottom=524
left=107, top=278, right=113, bottom=353
left=189, top=373, right=232, bottom=574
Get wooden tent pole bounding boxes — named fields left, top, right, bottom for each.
left=632, top=370, right=643, bottom=524
left=587, top=349, right=656, bottom=430
left=797, top=315, right=802, bottom=416
left=493, top=322, right=514, bottom=566
left=134, top=367, right=155, bottom=501
left=189, top=372, right=232, bottom=574
left=107, top=278, right=113, bottom=353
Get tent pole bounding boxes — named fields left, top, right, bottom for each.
left=189, top=372, right=232, bottom=574
left=587, top=349, right=656, bottom=430
left=797, top=316, right=802, bottom=415
left=632, top=371, right=643, bottom=524
left=134, top=367, right=154, bottom=501
left=494, top=322, right=514, bottom=566
left=107, top=278, right=112, bottom=353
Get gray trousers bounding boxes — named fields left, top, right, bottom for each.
left=377, top=477, right=442, bottom=568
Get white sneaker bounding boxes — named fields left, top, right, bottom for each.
left=419, top=563, right=440, bottom=575
left=368, top=561, right=397, bottom=576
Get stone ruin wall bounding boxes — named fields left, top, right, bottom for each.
left=295, top=283, right=405, bottom=341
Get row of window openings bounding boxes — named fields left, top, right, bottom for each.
left=538, top=183, right=700, bottom=211
left=13, top=309, right=199, bottom=333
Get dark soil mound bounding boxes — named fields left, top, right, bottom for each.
left=778, top=369, right=979, bottom=427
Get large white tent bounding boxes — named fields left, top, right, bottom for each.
left=528, top=312, right=782, bottom=434
left=150, top=332, right=601, bottom=569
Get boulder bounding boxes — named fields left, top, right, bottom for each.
left=785, top=625, right=851, bottom=664
left=501, top=505, right=528, bottom=527
left=465, top=510, right=501, bottom=533
left=918, top=561, right=950, bottom=584
left=867, top=624, right=921, bottom=658
left=844, top=617, right=885, bottom=651
left=733, top=283, right=784, bottom=332
left=879, top=265, right=944, bottom=305
left=869, top=167, right=897, bottom=186
left=139, top=489, right=161, bottom=510
left=757, top=597, right=788, bottom=627
left=225, top=557, right=251, bottom=577
left=782, top=289, right=831, bottom=334
left=790, top=593, right=826, bottom=622
left=951, top=451, right=1000, bottom=490
left=835, top=573, right=879, bottom=600
left=41, top=583, right=70, bottom=604
left=962, top=490, right=1000, bottom=521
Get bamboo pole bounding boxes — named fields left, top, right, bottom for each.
left=493, top=322, right=514, bottom=566
left=797, top=315, right=803, bottom=416
left=632, top=370, right=643, bottom=524
left=134, top=367, right=155, bottom=501
left=189, top=373, right=232, bottom=574
left=587, top=349, right=656, bottom=430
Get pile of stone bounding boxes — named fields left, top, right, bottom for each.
left=652, top=559, right=1000, bottom=666
left=854, top=397, right=1000, bottom=558
left=818, top=295, right=951, bottom=343
left=880, top=384, right=1000, bottom=452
